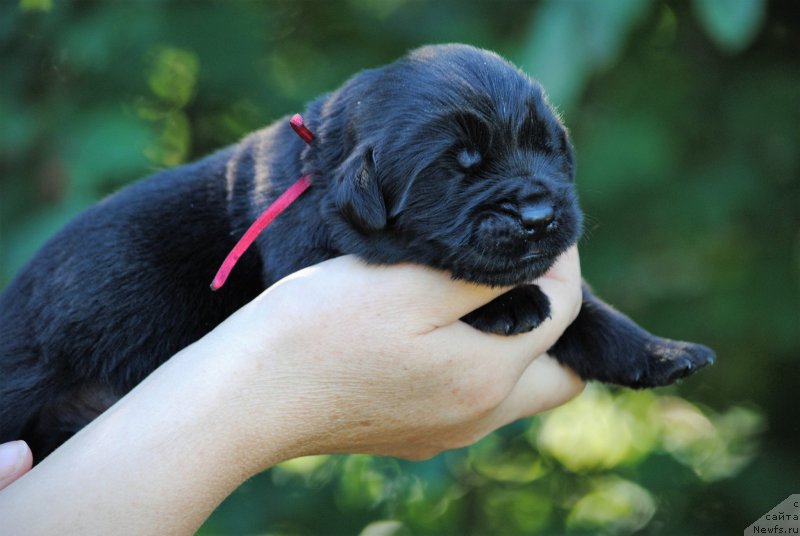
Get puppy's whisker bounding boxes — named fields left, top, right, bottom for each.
left=578, top=212, right=600, bottom=244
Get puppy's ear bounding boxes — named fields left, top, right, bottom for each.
left=335, top=147, right=387, bottom=232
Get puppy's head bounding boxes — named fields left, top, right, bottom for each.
left=310, top=44, right=581, bottom=286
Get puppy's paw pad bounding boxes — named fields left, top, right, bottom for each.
left=462, top=285, right=550, bottom=336
left=467, top=311, right=519, bottom=335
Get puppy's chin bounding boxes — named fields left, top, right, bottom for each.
left=447, top=250, right=563, bottom=287
left=441, top=210, right=579, bottom=287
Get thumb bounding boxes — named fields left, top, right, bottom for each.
left=0, top=441, right=33, bottom=489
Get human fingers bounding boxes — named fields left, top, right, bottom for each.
left=272, top=255, right=515, bottom=327
left=537, top=245, right=580, bottom=294
left=424, top=246, right=582, bottom=376
left=375, top=245, right=582, bottom=334
left=394, top=245, right=581, bottom=326
left=0, top=441, right=33, bottom=489
left=492, top=354, right=585, bottom=426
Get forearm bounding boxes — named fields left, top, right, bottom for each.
left=0, top=334, right=285, bottom=536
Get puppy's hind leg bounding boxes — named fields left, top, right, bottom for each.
left=550, top=285, right=715, bottom=388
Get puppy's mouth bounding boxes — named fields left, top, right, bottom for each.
left=449, top=247, right=561, bottom=287
left=446, top=202, right=579, bottom=286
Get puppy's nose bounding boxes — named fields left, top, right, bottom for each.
left=520, top=202, right=555, bottom=236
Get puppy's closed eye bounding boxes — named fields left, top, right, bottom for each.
left=456, top=147, right=482, bottom=169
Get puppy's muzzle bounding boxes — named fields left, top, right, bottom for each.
left=477, top=199, right=558, bottom=252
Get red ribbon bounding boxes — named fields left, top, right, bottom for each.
left=210, top=114, right=315, bottom=291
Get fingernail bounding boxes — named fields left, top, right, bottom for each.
left=0, top=441, right=25, bottom=482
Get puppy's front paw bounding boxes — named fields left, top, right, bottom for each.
left=633, top=340, right=715, bottom=387
left=461, top=285, right=550, bottom=335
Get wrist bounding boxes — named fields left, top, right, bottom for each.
left=196, top=308, right=319, bottom=473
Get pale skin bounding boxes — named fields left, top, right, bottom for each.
left=0, top=247, right=583, bottom=536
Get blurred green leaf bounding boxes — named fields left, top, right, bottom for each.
left=660, top=398, right=764, bottom=482
left=567, top=476, right=656, bottom=534
left=359, top=520, right=412, bottom=536
left=483, top=488, right=553, bottom=534
left=519, top=0, right=651, bottom=109
left=147, top=45, right=199, bottom=108
left=19, top=0, right=51, bottom=12
left=144, top=109, right=191, bottom=167
left=468, top=434, right=549, bottom=484
left=533, top=385, right=655, bottom=473
left=275, top=455, right=331, bottom=477
left=692, top=0, right=766, bottom=52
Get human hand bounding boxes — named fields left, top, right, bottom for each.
left=210, top=246, right=584, bottom=467
left=0, top=249, right=582, bottom=535
left=0, top=441, right=32, bottom=489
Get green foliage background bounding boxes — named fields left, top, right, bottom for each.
left=1, top=1, right=798, bottom=534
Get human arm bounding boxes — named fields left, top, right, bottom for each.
left=0, top=248, right=583, bottom=535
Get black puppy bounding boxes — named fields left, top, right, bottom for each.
left=0, top=44, right=714, bottom=461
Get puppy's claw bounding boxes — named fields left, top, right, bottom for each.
left=625, top=342, right=715, bottom=388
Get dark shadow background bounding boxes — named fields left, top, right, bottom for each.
left=1, top=1, right=798, bottom=534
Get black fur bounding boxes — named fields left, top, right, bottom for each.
left=0, top=44, right=714, bottom=461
